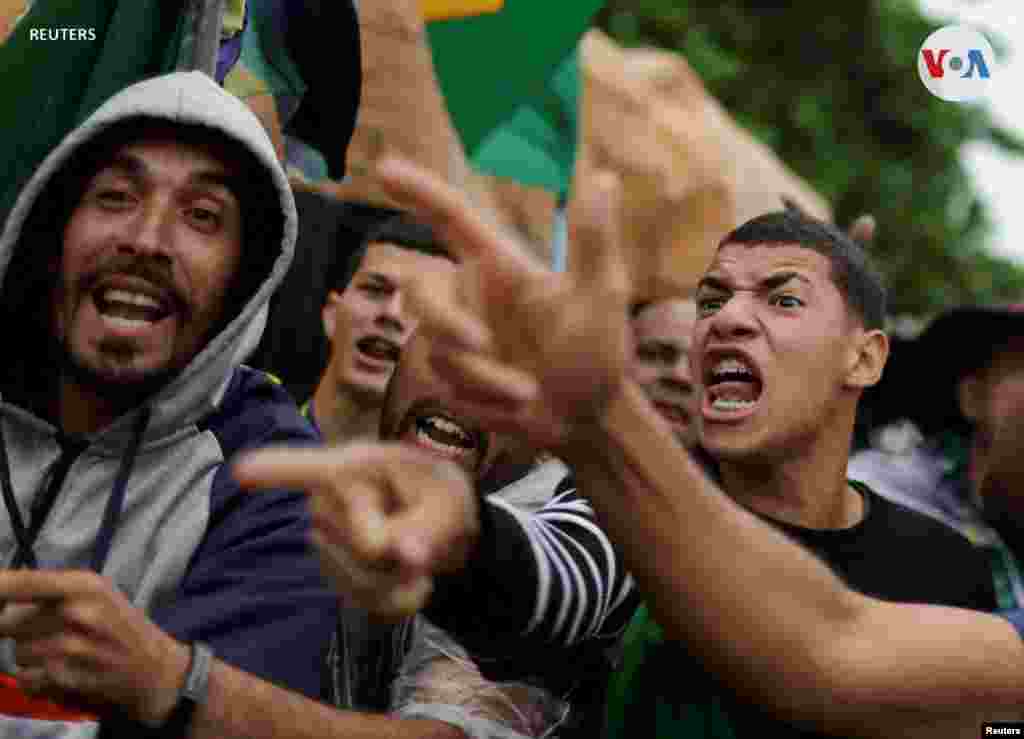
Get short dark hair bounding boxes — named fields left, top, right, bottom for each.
left=327, top=212, right=455, bottom=293
left=719, top=210, right=887, bottom=330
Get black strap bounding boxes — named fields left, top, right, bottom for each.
left=0, top=407, right=149, bottom=573
left=6, top=429, right=87, bottom=569
left=0, top=421, right=32, bottom=565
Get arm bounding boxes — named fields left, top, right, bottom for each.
left=426, top=481, right=638, bottom=653
left=368, top=156, right=1024, bottom=737
left=564, top=379, right=1024, bottom=736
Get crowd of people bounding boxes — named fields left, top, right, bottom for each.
left=0, top=20, right=1023, bottom=739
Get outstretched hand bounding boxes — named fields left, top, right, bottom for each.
left=234, top=442, right=478, bottom=619
left=374, top=157, right=633, bottom=449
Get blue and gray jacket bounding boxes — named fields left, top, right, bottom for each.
left=0, top=72, right=337, bottom=737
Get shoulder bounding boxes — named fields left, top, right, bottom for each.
left=202, top=366, right=321, bottom=456
left=857, top=481, right=972, bottom=546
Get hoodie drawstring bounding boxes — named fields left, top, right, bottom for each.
left=0, top=407, right=151, bottom=573
left=89, top=407, right=151, bottom=574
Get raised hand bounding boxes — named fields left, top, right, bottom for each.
left=374, top=157, right=632, bottom=449
left=234, top=442, right=478, bottom=619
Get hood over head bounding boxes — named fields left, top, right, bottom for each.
left=0, top=71, right=297, bottom=444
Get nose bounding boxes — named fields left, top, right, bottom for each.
left=661, top=355, right=695, bottom=395
left=707, top=293, right=759, bottom=341
left=116, top=198, right=173, bottom=265
left=375, top=289, right=409, bottom=335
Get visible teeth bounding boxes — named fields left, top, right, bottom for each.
left=415, top=427, right=471, bottom=457
left=103, top=289, right=161, bottom=310
left=424, top=415, right=470, bottom=443
left=712, top=398, right=755, bottom=411
left=713, top=358, right=752, bottom=375
left=104, top=315, right=150, bottom=329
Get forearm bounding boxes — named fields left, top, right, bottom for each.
left=563, top=381, right=855, bottom=678
left=561, top=380, right=1024, bottom=730
left=428, top=489, right=635, bottom=652
left=186, top=657, right=464, bottom=739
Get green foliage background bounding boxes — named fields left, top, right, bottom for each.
left=595, top=0, right=1024, bottom=317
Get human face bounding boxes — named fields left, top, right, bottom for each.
left=961, top=337, right=1024, bottom=444
left=693, top=244, right=869, bottom=462
left=631, top=299, right=701, bottom=446
left=55, top=137, right=243, bottom=390
left=379, top=331, right=510, bottom=480
left=322, top=243, right=455, bottom=402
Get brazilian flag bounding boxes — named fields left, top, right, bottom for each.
left=0, top=0, right=362, bottom=218
left=426, top=0, right=599, bottom=198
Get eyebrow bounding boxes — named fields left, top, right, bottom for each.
left=359, top=271, right=397, bottom=285
left=99, top=154, right=240, bottom=202
left=697, top=271, right=811, bottom=292
left=638, top=339, right=682, bottom=355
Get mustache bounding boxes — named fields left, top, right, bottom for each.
left=79, top=255, right=184, bottom=311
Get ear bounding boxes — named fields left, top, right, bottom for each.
left=844, top=328, right=889, bottom=390
left=322, top=291, right=340, bottom=340
left=958, top=373, right=984, bottom=423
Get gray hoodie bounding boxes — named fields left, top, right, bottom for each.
left=0, top=72, right=336, bottom=737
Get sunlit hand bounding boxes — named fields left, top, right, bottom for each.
left=0, top=570, right=189, bottom=726
left=234, top=442, right=478, bottom=619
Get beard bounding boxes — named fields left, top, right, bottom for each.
left=57, top=334, right=179, bottom=409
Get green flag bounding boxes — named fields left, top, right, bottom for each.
left=0, top=0, right=186, bottom=218
left=471, top=49, right=579, bottom=198
left=426, top=0, right=601, bottom=157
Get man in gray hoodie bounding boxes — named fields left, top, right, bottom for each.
left=0, top=72, right=468, bottom=739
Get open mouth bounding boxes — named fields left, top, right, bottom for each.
left=356, top=335, right=400, bottom=364
left=400, top=402, right=488, bottom=473
left=704, top=353, right=763, bottom=415
left=92, top=281, right=173, bottom=328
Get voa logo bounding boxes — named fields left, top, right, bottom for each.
left=918, top=25, right=996, bottom=103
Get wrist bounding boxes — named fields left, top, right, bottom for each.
left=559, top=374, right=634, bottom=458
left=141, top=638, right=191, bottom=728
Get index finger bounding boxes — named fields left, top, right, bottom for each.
left=566, top=168, right=629, bottom=294
left=0, top=570, right=91, bottom=602
left=374, top=156, right=547, bottom=285
left=234, top=442, right=452, bottom=493
left=233, top=446, right=350, bottom=492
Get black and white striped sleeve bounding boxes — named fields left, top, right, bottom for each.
left=424, top=474, right=639, bottom=651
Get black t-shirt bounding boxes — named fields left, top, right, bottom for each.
left=720, top=480, right=996, bottom=738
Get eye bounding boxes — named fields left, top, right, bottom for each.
left=696, top=295, right=726, bottom=317
left=360, top=282, right=391, bottom=298
left=636, top=343, right=661, bottom=362
left=771, top=293, right=804, bottom=309
left=185, top=206, right=221, bottom=231
left=93, top=188, right=135, bottom=210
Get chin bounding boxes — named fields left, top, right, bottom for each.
left=64, top=344, right=178, bottom=399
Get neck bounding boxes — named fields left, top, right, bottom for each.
left=968, top=426, right=993, bottom=505
left=718, top=417, right=862, bottom=530
left=311, top=379, right=381, bottom=445
left=57, top=378, right=128, bottom=435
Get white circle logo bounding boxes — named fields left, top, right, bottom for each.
left=917, top=25, right=996, bottom=103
